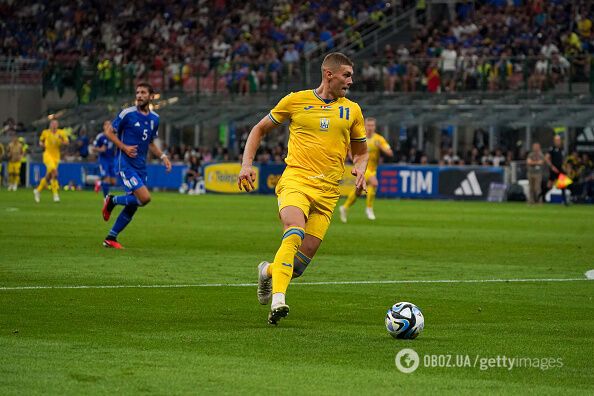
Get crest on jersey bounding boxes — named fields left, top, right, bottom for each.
left=320, top=105, right=332, bottom=110
left=320, top=118, right=330, bottom=131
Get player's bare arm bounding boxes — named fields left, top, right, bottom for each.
left=380, top=142, right=394, bottom=157
left=149, top=142, right=171, bottom=172
left=238, top=116, right=277, bottom=191
left=350, top=141, right=369, bottom=193
left=105, top=123, right=137, bottom=158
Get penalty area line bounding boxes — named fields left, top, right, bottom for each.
left=0, top=277, right=591, bottom=291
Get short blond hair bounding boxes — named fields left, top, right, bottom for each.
left=321, top=52, right=354, bottom=74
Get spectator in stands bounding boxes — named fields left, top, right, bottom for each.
left=492, top=148, right=506, bottom=167
left=383, top=60, right=400, bottom=93
left=282, top=43, right=300, bottom=78
left=494, top=52, right=517, bottom=91
left=541, top=38, right=560, bottom=59
left=402, top=61, right=420, bottom=92
left=528, top=53, right=548, bottom=91
left=442, top=148, right=460, bottom=165
left=440, top=43, right=458, bottom=92
left=467, top=147, right=481, bottom=165
left=549, top=51, right=571, bottom=85
left=526, top=142, right=545, bottom=204
left=426, top=59, right=441, bottom=93
left=396, top=44, right=410, bottom=63
left=459, top=48, right=479, bottom=89
left=211, top=35, right=230, bottom=68
left=361, top=61, right=380, bottom=91
left=481, top=148, right=493, bottom=165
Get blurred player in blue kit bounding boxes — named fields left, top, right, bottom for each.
left=93, top=120, right=117, bottom=197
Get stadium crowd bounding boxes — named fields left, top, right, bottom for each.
left=3, top=1, right=592, bottom=97
left=1, top=0, right=398, bottom=98
left=365, top=0, right=594, bottom=93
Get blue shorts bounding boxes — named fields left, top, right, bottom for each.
left=99, top=160, right=116, bottom=178
left=118, top=167, right=147, bottom=194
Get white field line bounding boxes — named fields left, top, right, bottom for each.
left=0, top=277, right=590, bottom=291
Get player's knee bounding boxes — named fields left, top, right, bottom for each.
left=139, top=196, right=151, bottom=206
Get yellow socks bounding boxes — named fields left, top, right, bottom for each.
left=271, top=227, right=305, bottom=295
left=366, top=185, right=376, bottom=208
left=37, top=178, right=48, bottom=192
left=343, top=189, right=358, bottom=209
left=50, top=179, right=59, bottom=194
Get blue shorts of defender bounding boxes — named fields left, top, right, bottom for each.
left=99, top=161, right=117, bottom=178
left=118, top=168, right=148, bottom=194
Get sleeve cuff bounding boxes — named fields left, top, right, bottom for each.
left=268, top=113, right=282, bottom=125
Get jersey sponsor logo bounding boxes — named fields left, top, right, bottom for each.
left=303, top=106, right=314, bottom=110
left=320, top=118, right=330, bottom=131
left=134, top=121, right=141, bottom=127
left=454, top=171, right=483, bottom=196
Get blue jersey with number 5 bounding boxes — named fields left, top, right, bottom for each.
left=112, top=106, right=159, bottom=172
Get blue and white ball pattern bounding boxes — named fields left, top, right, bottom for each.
left=385, top=302, right=424, bottom=339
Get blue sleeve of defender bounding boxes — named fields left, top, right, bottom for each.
left=112, top=111, right=129, bottom=135
left=94, top=134, right=104, bottom=148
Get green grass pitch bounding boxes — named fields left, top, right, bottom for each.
left=1, top=190, right=593, bottom=394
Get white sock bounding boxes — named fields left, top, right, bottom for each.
left=272, top=293, right=285, bottom=307
left=260, top=262, right=270, bottom=279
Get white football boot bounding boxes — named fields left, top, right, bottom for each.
left=365, top=207, right=376, bottom=220
left=257, top=261, right=272, bottom=305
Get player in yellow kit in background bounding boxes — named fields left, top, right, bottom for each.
left=6, top=135, right=25, bottom=191
left=340, top=117, right=393, bottom=221
left=238, top=53, right=369, bottom=325
left=34, top=119, right=69, bottom=203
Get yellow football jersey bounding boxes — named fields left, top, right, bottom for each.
left=269, top=89, right=366, bottom=185
left=367, top=133, right=391, bottom=173
left=40, top=129, right=68, bottom=159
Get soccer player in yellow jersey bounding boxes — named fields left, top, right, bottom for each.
left=339, top=117, right=393, bottom=222
left=7, top=135, right=25, bottom=191
left=238, top=53, right=369, bottom=325
left=34, top=119, right=69, bottom=203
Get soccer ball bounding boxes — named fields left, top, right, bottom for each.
left=385, top=302, right=424, bottom=339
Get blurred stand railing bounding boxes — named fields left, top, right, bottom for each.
left=3, top=53, right=593, bottom=102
